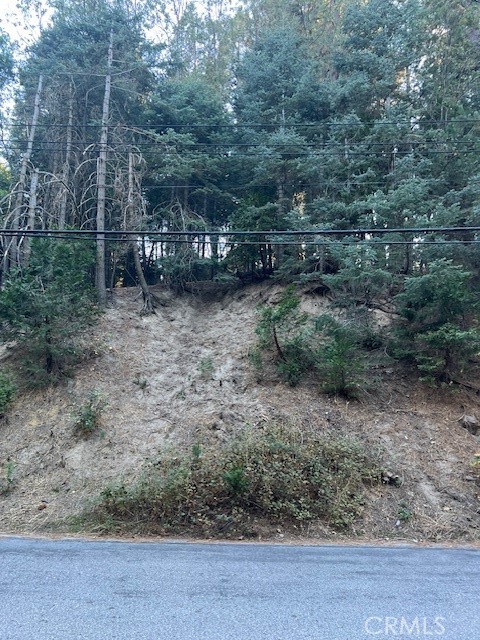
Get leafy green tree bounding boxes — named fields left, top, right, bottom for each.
left=145, top=74, right=235, bottom=284
left=146, top=75, right=234, bottom=230
left=323, top=245, right=392, bottom=306
left=331, top=0, right=418, bottom=119
left=232, top=27, right=331, bottom=275
left=255, top=286, right=371, bottom=393
left=413, top=324, right=480, bottom=384
left=416, top=0, right=480, bottom=121
left=396, top=259, right=476, bottom=329
left=234, top=27, right=327, bottom=125
left=162, top=0, right=246, bottom=97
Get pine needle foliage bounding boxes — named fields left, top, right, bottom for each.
left=0, top=240, right=98, bottom=387
left=394, top=259, right=480, bottom=383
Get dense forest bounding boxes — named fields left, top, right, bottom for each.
left=0, top=0, right=480, bottom=391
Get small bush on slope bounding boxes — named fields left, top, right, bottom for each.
left=0, top=372, right=15, bottom=416
left=255, top=286, right=375, bottom=396
left=72, top=390, right=108, bottom=437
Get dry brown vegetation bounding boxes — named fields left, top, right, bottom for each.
left=0, top=283, right=479, bottom=543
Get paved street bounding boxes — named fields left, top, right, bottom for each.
left=0, top=537, right=479, bottom=639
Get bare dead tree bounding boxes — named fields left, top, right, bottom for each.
left=1, top=74, right=43, bottom=280
left=21, top=168, right=39, bottom=267
left=59, top=79, right=75, bottom=230
left=96, top=31, right=113, bottom=307
left=127, top=149, right=156, bottom=314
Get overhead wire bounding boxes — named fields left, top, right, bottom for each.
left=138, top=181, right=404, bottom=190
left=2, top=137, right=478, bottom=149
left=6, top=119, right=480, bottom=129
left=0, top=235, right=479, bottom=247
left=1, top=226, right=479, bottom=239
left=2, top=145, right=479, bottom=158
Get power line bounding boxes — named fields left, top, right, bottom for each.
left=0, top=178, right=464, bottom=193
left=138, top=181, right=400, bottom=190
left=0, top=234, right=479, bottom=247
left=0, top=179, right=440, bottom=191
left=4, top=139, right=479, bottom=147
left=3, top=137, right=478, bottom=148
left=6, top=119, right=480, bottom=129
left=2, top=144, right=479, bottom=157
left=2, top=140, right=478, bottom=155
left=2, top=226, right=479, bottom=238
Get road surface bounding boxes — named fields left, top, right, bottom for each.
left=0, top=537, right=479, bottom=639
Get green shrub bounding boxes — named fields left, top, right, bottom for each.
left=0, top=373, right=15, bottom=416
left=256, top=285, right=308, bottom=349
left=198, top=357, right=214, bottom=378
left=72, top=390, right=108, bottom=437
left=323, top=245, right=392, bottom=306
left=413, top=324, right=480, bottom=384
left=470, top=453, right=480, bottom=484
left=90, top=424, right=381, bottom=536
left=255, top=287, right=374, bottom=393
left=397, top=500, right=413, bottom=523
left=276, top=336, right=315, bottom=386
left=0, top=460, right=15, bottom=495
left=395, top=259, right=476, bottom=329
left=255, top=286, right=314, bottom=386
left=223, top=466, right=250, bottom=495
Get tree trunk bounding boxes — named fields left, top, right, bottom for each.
left=96, top=31, right=113, bottom=307
left=59, top=80, right=74, bottom=230
left=127, top=151, right=156, bottom=314
left=276, top=179, right=286, bottom=269
left=1, top=74, right=43, bottom=279
left=131, top=241, right=156, bottom=314
left=22, top=168, right=39, bottom=267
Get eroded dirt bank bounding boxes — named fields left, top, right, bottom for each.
left=1, top=284, right=479, bottom=542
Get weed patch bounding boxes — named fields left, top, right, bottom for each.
left=0, top=460, right=15, bottom=495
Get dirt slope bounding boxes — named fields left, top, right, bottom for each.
left=0, top=283, right=479, bottom=542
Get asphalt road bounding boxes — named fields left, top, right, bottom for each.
left=0, top=537, right=478, bottom=639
